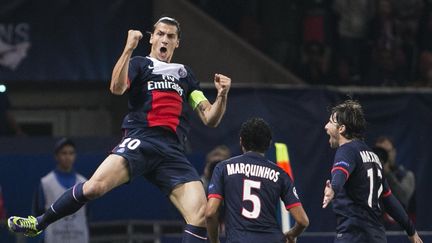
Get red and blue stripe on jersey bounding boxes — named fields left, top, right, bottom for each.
left=122, top=56, right=202, bottom=144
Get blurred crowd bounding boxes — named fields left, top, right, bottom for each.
left=191, top=0, right=432, bottom=87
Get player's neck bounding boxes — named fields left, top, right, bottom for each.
left=244, top=150, right=265, bottom=157
left=338, top=137, right=352, bottom=147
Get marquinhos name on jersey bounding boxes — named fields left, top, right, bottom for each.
left=226, top=163, right=280, bottom=182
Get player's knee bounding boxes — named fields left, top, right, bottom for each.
left=83, top=181, right=109, bottom=200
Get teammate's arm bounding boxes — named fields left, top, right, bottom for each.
left=322, top=169, right=349, bottom=208
left=205, top=197, right=222, bottom=243
left=194, top=74, right=231, bottom=127
left=381, top=191, right=423, bottom=243
left=285, top=205, right=309, bottom=243
left=110, top=30, right=143, bottom=95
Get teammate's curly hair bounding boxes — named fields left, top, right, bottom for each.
left=239, top=117, right=272, bottom=153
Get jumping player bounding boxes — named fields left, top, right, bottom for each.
left=322, top=100, right=422, bottom=243
left=206, top=118, right=309, bottom=243
left=8, top=16, right=231, bottom=243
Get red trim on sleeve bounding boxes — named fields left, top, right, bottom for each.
left=285, top=202, right=302, bottom=210
left=127, top=78, right=131, bottom=89
left=208, top=194, right=223, bottom=200
left=382, top=189, right=392, bottom=198
left=331, top=166, right=349, bottom=179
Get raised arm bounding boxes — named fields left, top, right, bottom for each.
left=110, top=30, right=143, bottom=95
left=195, top=74, right=231, bottom=127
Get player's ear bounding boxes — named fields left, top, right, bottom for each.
left=149, top=33, right=154, bottom=44
left=338, top=124, right=346, bottom=134
left=175, top=39, right=180, bottom=48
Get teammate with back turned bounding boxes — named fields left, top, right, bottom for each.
left=322, top=99, right=422, bottom=243
left=206, top=117, right=309, bottom=243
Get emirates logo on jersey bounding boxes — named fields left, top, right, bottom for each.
left=148, top=80, right=184, bottom=96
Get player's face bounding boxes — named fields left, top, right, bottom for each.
left=149, top=23, right=180, bottom=63
left=325, top=113, right=341, bottom=148
left=55, top=145, right=76, bottom=172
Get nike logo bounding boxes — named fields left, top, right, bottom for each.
left=148, top=65, right=154, bottom=69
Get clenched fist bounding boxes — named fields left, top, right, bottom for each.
left=126, top=30, right=143, bottom=51
left=214, top=73, right=231, bottom=97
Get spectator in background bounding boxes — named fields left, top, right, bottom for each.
left=201, top=145, right=231, bottom=194
left=297, top=41, right=331, bottom=84
left=0, top=84, right=24, bottom=136
left=375, top=136, right=416, bottom=210
left=366, top=0, right=408, bottom=86
left=333, top=0, right=375, bottom=85
left=32, top=138, right=89, bottom=243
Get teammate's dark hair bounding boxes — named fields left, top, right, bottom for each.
left=152, top=16, right=181, bottom=39
left=330, top=100, right=366, bottom=140
left=239, top=117, right=272, bottom=153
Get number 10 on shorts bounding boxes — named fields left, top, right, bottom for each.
left=119, top=138, right=141, bottom=150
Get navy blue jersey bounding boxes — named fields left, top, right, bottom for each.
left=123, top=56, right=203, bottom=144
left=208, top=152, right=301, bottom=241
left=331, top=140, right=391, bottom=234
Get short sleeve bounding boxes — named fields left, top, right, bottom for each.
left=332, top=145, right=357, bottom=179
left=207, top=163, right=224, bottom=200
left=128, top=57, right=142, bottom=87
left=281, top=173, right=302, bottom=209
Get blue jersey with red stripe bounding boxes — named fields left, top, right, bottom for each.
left=208, top=152, right=301, bottom=241
left=123, top=56, right=202, bottom=144
left=331, top=140, right=392, bottom=233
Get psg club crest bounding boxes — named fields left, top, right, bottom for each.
left=178, top=67, right=187, bottom=78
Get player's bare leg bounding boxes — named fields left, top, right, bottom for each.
left=170, top=180, right=208, bottom=242
left=83, top=154, right=130, bottom=199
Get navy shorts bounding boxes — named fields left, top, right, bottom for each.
left=111, top=127, right=201, bottom=195
left=334, top=225, right=387, bottom=243
left=225, top=230, right=285, bottom=243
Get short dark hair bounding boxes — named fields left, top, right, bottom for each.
left=330, top=100, right=366, bottom=139
left=152, top=16, right=181, bottom=39
left=239, top=117, right=272, bottom=153
left=54, top=138, right=75, bottom=154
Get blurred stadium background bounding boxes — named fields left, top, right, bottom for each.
left=1, top=0, right=432, bottom=242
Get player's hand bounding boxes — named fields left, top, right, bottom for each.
left=126, top=30, right=143, bottom=51
left=285, top=235, right=296, bottom=243
left=322, top=180, right=334, bottom=208
left=214, top=73, right=231, bottom=97
left=409, top=232, right=423, bottom=243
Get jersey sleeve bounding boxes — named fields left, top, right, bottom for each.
left=332, top=145, right=357, bottom=179
left=280, top=173, right=302, bottom=210
left=127, top=56, right=144, bottom=88
left=207, top=163, right=224, bottom=200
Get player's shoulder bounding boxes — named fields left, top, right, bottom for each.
left=337, top=140, right=364, bottom=155
left=131, top=55, right=150, bottom=63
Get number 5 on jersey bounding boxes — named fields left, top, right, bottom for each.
left=242, top=179, right=262, bottom=219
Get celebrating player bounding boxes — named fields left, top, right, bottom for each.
left=206, top=117, right=309, bottom=243
left=8, top=16, right=231, bottom=243
left=322, top=100, right=422, bottom=243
